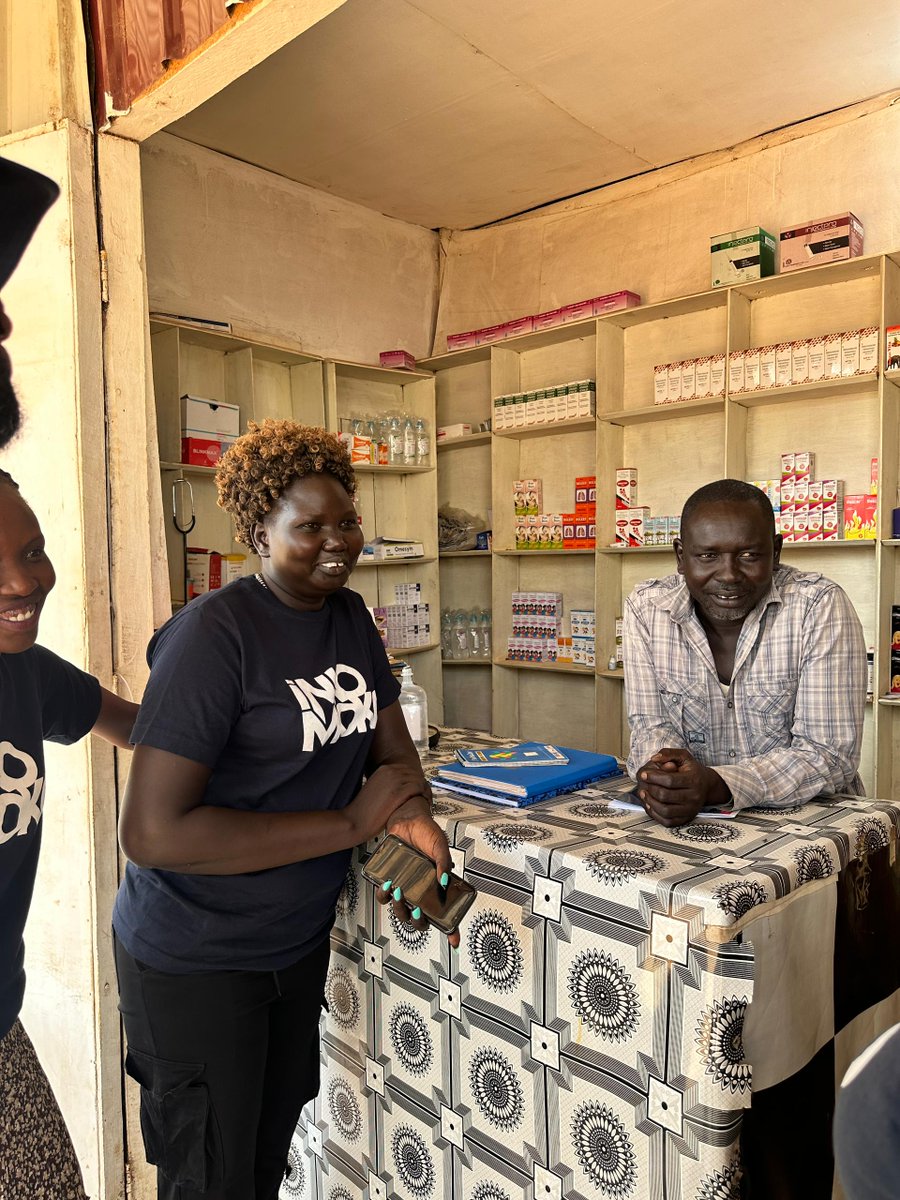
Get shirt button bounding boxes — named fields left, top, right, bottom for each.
left=727, top=701, right=733, bottom=709
left=729, top=750, right=736, bottom=757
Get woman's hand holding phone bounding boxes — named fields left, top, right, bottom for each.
left=369, top=816, right=467, bottom=948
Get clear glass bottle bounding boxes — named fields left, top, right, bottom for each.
left=440, top=609, right=453, bottom=660
left=415, top=417, right=430, bottom=465
left=402, top=414, right=417, bottom=465
left=451, top=609, right=469, bottom=659
left=467, top=609, right=482, bottom=658
left=388, top=414, right=403, bottom=464
left=479, top=609, right=492, bottom=660
left=365, top=418, right=379, bottom=464
left=398, top=664, right=429, bottom=757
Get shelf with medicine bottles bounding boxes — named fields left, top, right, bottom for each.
left=150, top=317, right=327, bottom=611
left=323, top=358, right=442, bottom=721
left=421, top=347, right=493, bottom=731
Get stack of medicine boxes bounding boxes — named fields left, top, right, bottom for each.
left=181, top=394, right=240, bottom=467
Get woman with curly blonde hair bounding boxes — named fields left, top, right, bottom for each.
left=113, top=420, right=450, bottom=1200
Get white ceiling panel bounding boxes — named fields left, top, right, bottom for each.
left=166, top=0, right=900, bottom=229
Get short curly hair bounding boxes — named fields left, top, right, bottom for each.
left=216, top=419, right=357, bottom=547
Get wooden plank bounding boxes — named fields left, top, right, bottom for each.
left=1, top=0, right=92, bottom=132
left=107, top=0, right=350, bottom=140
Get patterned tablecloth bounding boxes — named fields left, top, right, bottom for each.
left=280, top=729, right=900, bottom=1200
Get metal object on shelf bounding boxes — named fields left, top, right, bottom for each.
left=172, top=475, right=196, bottom=607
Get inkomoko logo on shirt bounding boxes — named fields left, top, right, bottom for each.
left=286, top=665, right=377, bottom=751
left=0, top=743, right=44, bottom=844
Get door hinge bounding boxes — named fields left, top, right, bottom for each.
left=99, top=248, right=109, bottom=304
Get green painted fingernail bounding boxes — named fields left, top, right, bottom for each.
left=440, top=872, right=449, bottom=887
left=411, top=907, right=421, bottom=920
left=393, top=887, right=402, bottom=902
left=381, top=879, right=393, bottom=891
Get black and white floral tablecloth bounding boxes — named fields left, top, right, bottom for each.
left=280, top=729, right=900, bottom=1200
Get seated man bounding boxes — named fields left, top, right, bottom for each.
left=624, top=479, right=866, bottom=826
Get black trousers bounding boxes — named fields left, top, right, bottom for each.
left=114, top=932, right=330, bottom=1200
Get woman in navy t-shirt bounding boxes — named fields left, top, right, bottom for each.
left=0, top=470, right=137, bottom=1197
left=113, top=421, right=452, bottom=1200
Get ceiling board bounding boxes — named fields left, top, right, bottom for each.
left=166, top=0, right=900, bottom=229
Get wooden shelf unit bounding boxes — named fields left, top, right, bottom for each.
left=422, top=252, right=900, bottom=792
left=150, top=319, right=444, bottom=722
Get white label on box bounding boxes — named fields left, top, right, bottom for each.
left=728, top=352, right=745, bottom=394
left=807, top=337, right=826, bottom=381
left=775, top=344, right=793, bottom=387
left=666, top=364, right=683, bottom=404
left=860, top=327, right=879, bottom=374
left=681, top=360, right=697, bottom=401
left=841, top=330, right=860, bottom=377
left=791, top=341, right=809, bottom=385
left=759, top=346, right=777, bottom=389
left=824, top=334, right=843, bottom=377
left=653, top=366, right=668, bottom=404
left=743, top=348, right=760, bottom=391
left=710, top=355, right=726, bottom=397
left=694, top=358, right=711, bottom=398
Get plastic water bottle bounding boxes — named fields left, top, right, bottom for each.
left=467, top=609, right=482, bottom=658
left=388, top=415, right=403, bottom=464
left=440, top=609, right=453, bottom=660
left=479, top=609, right=492, bottom=660
left=399, top=665, right=429, bottom=756
left=415, top=417, right=430, bottom=465
left=403, top=415, right=417, bottom=464
left=451, top=610, right=469, bottom=659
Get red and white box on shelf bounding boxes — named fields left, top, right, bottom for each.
left=824, top=332, right=843, bottom=377
left=779, top=212, right=864, bottom=272
left=711, top=355, right=727, bottom=397
left=791, top=341, right=810, bottom=385
left=695, top=357, right=712, bottom=398
left=615, top=469, right=637, bottom=510
left=378, top=349, right=416, bottom=370
left=844, top=494, right=877, bottom=539
left=653, top=365, right=668, bottom=404
left=532, top=309, right=567, bottom=331
left=779, top=509, right=794, bottom=541
left=759, top=346, right=777, bottom=389
left=186, top=548, right=222, bottom=597
left=338, top=433, right=373, bottom=463
left=860, top=328, right=880, bottom=374
left=615, top=506, right=649, bottom=547
left=681, top=359, right=698, bottom=400
left=503, top=316, right=535, bottom=337
left=667, top=363, right=684, bottom=403
left=728, top=351, right=745, bottom=394
left=181, top=437, right=233, bottom=467
left=743, top=348, right=760, bottom=391
left=774, top=344, right=793, bottom=388
left=807, top=336, right=826, bottom=380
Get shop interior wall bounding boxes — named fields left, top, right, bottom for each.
left=434, top=103, right=900, bottom=344
left=140, top=132, right=441, bottom=362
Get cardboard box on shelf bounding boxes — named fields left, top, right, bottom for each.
left=503, top=316, right=535, bottom=337
left=186, top=548, right=222, bottom=597
left=379, top=349, right=416, bottom=370
left=807, top=336, right=826, bottom=381
left=844, top=494, right=877, bottom=539
left=181, top=394, right=240, bottom=439
left=779, top=212, right=864, bottom=272
left=710, top=226, right=776, bottom=287
left=615, top=469, right=637, bottom=510
left=437, top=423, right=473, bottom=442
left=886, top=325, right=900, bottom=372
left=181, top=436, right=232, bottom=467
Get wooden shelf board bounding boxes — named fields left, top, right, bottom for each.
left=781, top=540, right=875, bottom=550
left=441, top=659, right=492, bottom=667
left=150, top=315, right=318, bottom=363
left=493, top=658, right=595, bottom=676
left=387, top=643, right=439, bottom=656
left=437, top=432, right=492, bottom=450
left=494, top=416, right=596, bottom=440
left=601, top=398, right=725, bottom=425
left=354, top=463, right=433, bottom=474
left=598, top=545, right=675, bottom=554
left=494, top=548, right=596, bottom=557
left=880, top=539, right=900, bottom=547
left=439, top=549, right=491, bottom=557
left=596, top=669, right=624, bottom=679
left=357, top=556, right=437, bottom=568
left=730, top=254, right=881, bottom=301
left=332, top=359, right=433, bottom=383
left=160, top=460, right=218, bottom=475
left=731, top=374, right=878, bottom=409
left=877, top=696, right=900, bottom=706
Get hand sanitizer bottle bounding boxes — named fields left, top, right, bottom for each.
left=398, top=665, right=429, bottom=756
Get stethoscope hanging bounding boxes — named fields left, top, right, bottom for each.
left=172, top=476, right=196, bottom=606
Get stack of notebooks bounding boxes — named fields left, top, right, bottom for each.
left=432, top=742, right=621, bottom=808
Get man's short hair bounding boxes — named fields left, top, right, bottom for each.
left=681, top=479, right=776, bottom=539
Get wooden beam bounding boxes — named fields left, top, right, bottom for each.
left=0, top=0, right=92, bottom=134
left=107, top=0, right=349, bottom=142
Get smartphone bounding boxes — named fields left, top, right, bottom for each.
left=361, top=834, right=477, bottom=934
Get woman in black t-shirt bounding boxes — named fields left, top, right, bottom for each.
left=0, top=470, right=137, bottom=1198
left=114, top=422, right=452, bottom=1200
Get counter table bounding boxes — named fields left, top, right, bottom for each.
left=281, top=729, right=900, bottom=1200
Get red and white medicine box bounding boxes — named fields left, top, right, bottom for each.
left=181, top=437, right=231, bottom=467
left=338, top=433, right=373, bottom=463
left=615, top=468, right=637, bottom=510
left=503, top=316, right=535, bottom=338
left=779, top=212, right=864, bottom=273
left=532, top=308, right=567, bottom=331
left=844, top=494, right=877, bottom=539
left=186, top=548, right=222, bottom=597
left=379, top=349, right=416, bottom=370
left=615, top=506, right=649, bottom=547
left=181, top=394, right=240, bottom=439
left=591, top=290, right=641, bottom=315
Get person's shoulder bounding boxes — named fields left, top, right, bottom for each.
left=627, top=572, right=684, bottom=608
left=334, top=586, right=371, bottom=619
left=774, top=563, right=845, bottom=601
left=150, top=578, right=258, bottom=654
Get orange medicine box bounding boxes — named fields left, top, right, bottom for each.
left=844, top=494, right=877, bottom=539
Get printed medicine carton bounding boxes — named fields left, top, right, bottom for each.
left=743, top=347, right=760, bottom=392
left=710, top=355, right=727, bottom=397
left=710, top=226, right=777, bottom=287
left=779, top=211, right=864, bottom=272
left=654, top=365, right=669, bottom=405
left=759, top=345, right=777, bottom=390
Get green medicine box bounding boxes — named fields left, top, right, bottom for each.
left=710, top=226, right=777, bottom=287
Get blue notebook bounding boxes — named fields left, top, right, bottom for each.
left=434, top=745, right=621, bottom=802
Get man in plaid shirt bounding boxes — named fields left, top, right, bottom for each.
left=624, top=479, right=866, bottom=827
